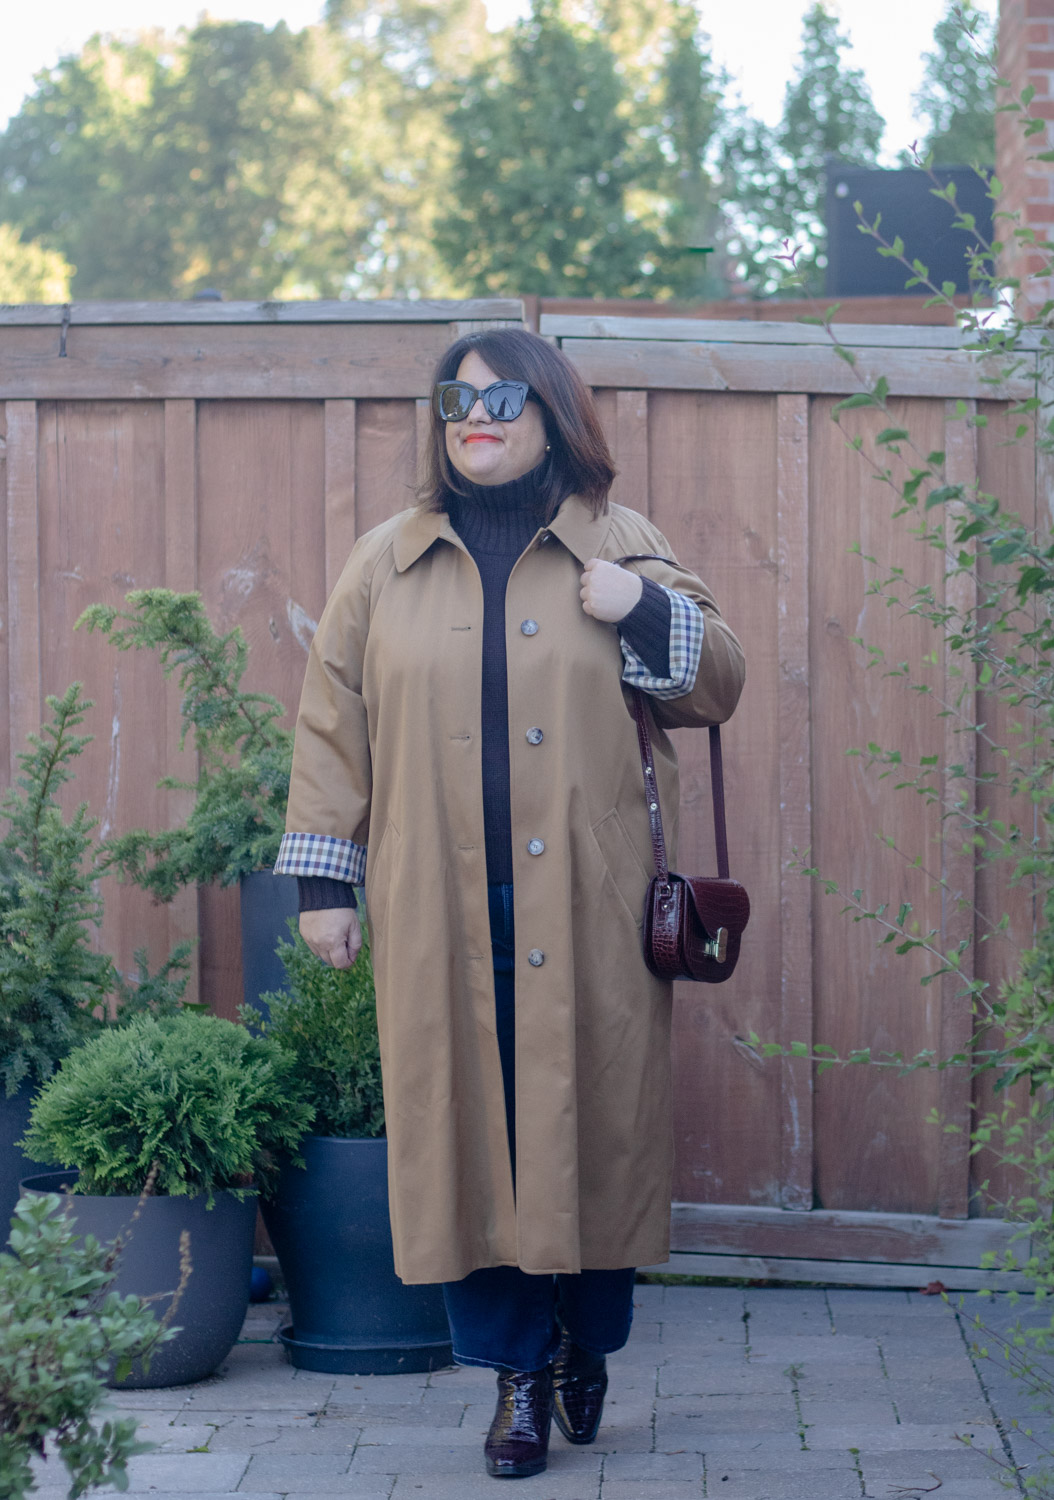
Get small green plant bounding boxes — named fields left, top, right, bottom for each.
left=0, top=686, right=189, bottom=1098
left=23, top=1011, right=315, bottom=1203
left=78, top=590, right=292, bottom=897
left=0, top=1192, right=168, bottom=1500
left=255, top=923, right=384, bottom=1141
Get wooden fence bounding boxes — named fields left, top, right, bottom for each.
left=0, top=300, right=1038, bottom=1285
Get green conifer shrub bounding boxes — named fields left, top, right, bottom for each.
left=77, top=591, right=292, bottom=898
left=23, top=1012, right=315, bottom=1202
left=256, top=924, right=384, bottom=1141
left=0, top=686, right=189, bottom=1098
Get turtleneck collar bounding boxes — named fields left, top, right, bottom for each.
left=445, top=459, right=549, bottom=556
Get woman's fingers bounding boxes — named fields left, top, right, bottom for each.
left=299, top=907, right=362, bottom=968
left=579, top=557, right=643, bottom=623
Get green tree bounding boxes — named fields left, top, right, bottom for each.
left=0, top=224, right=72, bottom=302
left=723, top=2, right=885, bottom=295
left=436, top=0, right=727, bottom=299
left=913, top=1, right=996, bottom=167
left=0, top=12, right=472, bottom=300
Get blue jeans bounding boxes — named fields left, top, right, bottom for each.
left=441, top=884, right=636, bottom=1372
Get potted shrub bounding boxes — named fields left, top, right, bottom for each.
left=77, top=590, right=297, bottom=1016
left=0, top=1192, right=168, bottom=1500
left=20, top=1010, right=314, bottom=1389
left=256, top=925, right=452, bottom=1376
left=0, top=687, right=190, bottom=1233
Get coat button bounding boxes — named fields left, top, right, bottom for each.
left=528, top=949, right=545, bottom=966
left=525, top=727, right=544, bottom=745
left=520, top=618, right=539, bottom=635
left=527, top=838, right=545, bottom=856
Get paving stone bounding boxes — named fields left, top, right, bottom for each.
left=826, top=1289, right=913, bottom=1312
left=239, top=1453, right=354, bottom=1491
left=389, top=1472, right=598, bottom=1499
left=99, top=1452, right=250, bottom=1492
left=656, top=1420, right=801, bottom=1453
left=331, top=1401, right=464, bottom=1426
left=747, top=1334, right=878, bottom=1364
left=601, top=1450, right=703, bottom=1480
left=600, top=1483, right=700, bottom=1499
left=657, top=1363, right=791, bottom=1397
left=698, top=1467, right=861, bottom=1498
left=351, top=1443, right=494, bottom=1475
left=703, top=1448, right=858, bottom=1472
left=798, top=1399, right=899, bottom=1428
left=807, top=1420, right=1001, bottom=1451
left=859, top=1443, right=1005, bottom=1476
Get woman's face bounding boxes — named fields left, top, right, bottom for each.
left=444, top=351, right=549, bottom=487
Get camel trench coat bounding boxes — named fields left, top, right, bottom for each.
left=283, top=494, right=745, bottom=1284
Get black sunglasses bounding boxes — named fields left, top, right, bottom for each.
left=434, top=379, right=530, bottom=423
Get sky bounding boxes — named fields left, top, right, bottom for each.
left=1, top=0, right=999, bottom=165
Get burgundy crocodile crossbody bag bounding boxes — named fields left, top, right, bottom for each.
left=615, top=553, right=750, bottom=984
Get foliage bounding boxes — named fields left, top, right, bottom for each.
left=0, top=224, right=72, bottom=302
left=437, top=0, right=728, bottom=299
left=79, top=590, right=292, bottom=895
left=0, top=13, right=480, bottom=301
left=255, top=921, right=384, bottom=1141
left=912, top=0, right=996, bottom=168
left=0, top=686, right=188, bottom=1098
left=722, top=2, right=885, bottom=295
left=0, top=0, right=732, bottom=302
left=22, top=1012, right=315, bottom=1203
left=0, top=1192, right=166, bottom=1500
left=759, top=15, right=1054, bottom=1490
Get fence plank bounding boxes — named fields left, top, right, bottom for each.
left=644, top=391, right=783, bottom=1207
left=0, top=324, right=460, bottom=401
left=163, top=400, right=201, bottom=1006
left=559, top=338, right=1030, bottom=401
left=938, top=402, right=980, bottom=1218
left=776, top=395, right=814, bottom=1210
left=542, top=314, right=980, bottom=349
left=5, top=402, right=40, bottom=771
left=809, top=397, right=946, bottom=1215
left=324, top=400, right=358, bottom=597
left=0, top=299, right=524, bottom=326
left=609, top=391, right=649, bottom=515
left=195, top=400, right=327, bottom=1018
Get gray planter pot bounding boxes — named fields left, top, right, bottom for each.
left=240, top=871, right=299, bottom=1024
left=1, top=1081, right=54, bottom=1244
left=261, top=1135, right=452, bottom=1375
left=22, top=1169, right=257, bottom=1389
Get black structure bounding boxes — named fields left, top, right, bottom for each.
left=825, top=164, right=992, bottom=297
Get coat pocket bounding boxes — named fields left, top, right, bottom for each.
left=590, top=808, right=650, bottom=931
left=364, top=817, right=400, bottom=918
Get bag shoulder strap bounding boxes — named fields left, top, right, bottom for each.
left=611, top=550, right=730, bottom=882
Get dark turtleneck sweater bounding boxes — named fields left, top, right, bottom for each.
left=299, top=467, right=671, bottom=908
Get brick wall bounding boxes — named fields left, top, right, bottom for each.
left=998, top=0, right=1054, bottom=304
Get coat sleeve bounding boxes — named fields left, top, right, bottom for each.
left=273, top=538, right=376, bottom=885
left=614, top=525, right=746, bottom=732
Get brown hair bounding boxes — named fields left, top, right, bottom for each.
left=418, top=327, right=616, bottom=520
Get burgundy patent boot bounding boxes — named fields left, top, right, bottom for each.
left=551, top=1328, right=608, bottom=1445
left=484, top=1364, right=554, bottom=1479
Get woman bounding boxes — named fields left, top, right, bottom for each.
left=275, top=328, right=745, bottom=1479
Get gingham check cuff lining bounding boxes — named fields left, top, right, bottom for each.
left=274, top=832, right=366, bottom=884
left=620, top=587, right=704, bottom=700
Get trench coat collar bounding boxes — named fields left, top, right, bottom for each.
left=392, top=495, right=613, bottom=573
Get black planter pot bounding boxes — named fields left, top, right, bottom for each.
left=240, top=871, right=300, bottom=1024
left=261, top=1135, right=452, bottom=1375
left=22, top=1169, right=258, bottom=1389
left=1, top=1082, right=55, bottom=1244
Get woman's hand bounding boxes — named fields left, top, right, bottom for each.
left=579, top=558, right=643, bottom=623
left=299, top=907, right=363, bottom=969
